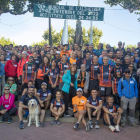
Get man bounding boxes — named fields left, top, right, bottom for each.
left=89, top=56, right=100, bottom=91
left=74, top=43, right=80, bottom=53
left=108, top=51, right=115, bottom=66
left=76, top=50, right=83, bottom=69
left=86, top=89, right=102, bottom=130
left=22, top=56, right=37, bottom=89
left=17, top=51, right=29, bottom=85
left=121, top=55, right=130, bottom=70
left=37, top=82, right=51, bottom=127
left=116, top=41, right=125, bottom=53
left=88, top=44, right=95, bottom=59
left=83, top=43, right=89, bottom=58
left=106, top=44, right=111, bottom=53
left=116, top=50, right=124, bottom=64
left=98, top=50, right=112, bottom=65
left=95, top=43, right=103, bottom=57
left=72, top=88, right=89, bottom=131
left=82, top=51, right=92, bottom=72
left=114, top=58, right=124, bottom=75
left=18, top=86, right=40, bottom=129
left=68, top=51, right=77, bottom=65
left=98, top=56, right=114, bottom=104
left=118, top=69, right=138, bottom=127
left=60, top=44, right=70, bottom=57
left=136, top=42, right=140, bottom=57
left=59, top=54, right=70, bottom=91
left=103, top=95, right=123, bottom=132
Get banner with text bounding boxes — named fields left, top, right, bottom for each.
left=34, top=3, right=104, bottom=21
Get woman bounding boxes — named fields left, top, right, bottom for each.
left=112, top=68, right=122, bottom=105
left=48, top=59, right=59, bottom=99
left=50, top=90, right=65, bottom=125
left=128, top=63, right=137, bottom=79
left=4, top=54, right=18, bottom=82
left=33, top=51, right=42, bottom=69
left=36, top=56, right=50, bottom=89
left=77, top=64, right=89, bottom=98
left=0, top=54, right=6, bottom=65
left=0, top=85, right=17, bottom=124
left=130, top=55, right=137, bottom=71
left=62, top=63, right=78, bottom=116
left=5, top=77, right=17, bottom=96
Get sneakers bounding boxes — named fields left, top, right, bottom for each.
left=88, top=120, right=93, bottom=129
left=56, top=119, right=61, bottom=125
left=64, top=112, right=70, bottom=117
left=51, top=120, right=57, bottom=125
left=68, top=107, right=73, bottom=110
left=95, top=121, right=100, bottom=129
left=0, top=116, right=5, bottom=123
left=115, top=125, right=120, bottom=132
left=19, top=121, right=24, bottom=129
left=120, top=122, right=125, bottom=127
left=85, top=122, right=90, bottom=132
left=109, top=125, right=115, bottom=132
left=129, top=123, right=138, bottom=127
left=74, top=123, right=79, bottom=131
left=39, top=122, right=45, bottom=127
left=7, top=117, right=12, bottom=124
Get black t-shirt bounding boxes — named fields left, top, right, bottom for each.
left=33, top=57, right=42, bottom=69
left=71, top=74, right=75, bottom=84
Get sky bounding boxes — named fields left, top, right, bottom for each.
left=0, top=0, right=140, bottom=47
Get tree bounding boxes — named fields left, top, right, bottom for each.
left=0, top=36, right=16, bottom=46
left=104, top=0, right=140, bottom=21
left=0, top=0, right=61, bottom=15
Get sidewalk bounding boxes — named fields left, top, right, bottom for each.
left=0, top=121, right=139, bottom=140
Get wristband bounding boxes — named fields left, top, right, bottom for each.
left=96, top=109, right=97, bottom=112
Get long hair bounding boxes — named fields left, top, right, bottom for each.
left=69, top=64, right=77, bottom=75
left=40, top=56, right=50, bottom=68
left=114, top=68, right=122, bottom=78
left=7, top=77, right=15, bottom=84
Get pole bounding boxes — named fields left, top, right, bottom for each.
left=49, top=18, right=52, bottom=46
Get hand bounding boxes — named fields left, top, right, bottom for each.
left=22, top=81, right=24, bottom=85
left=53, top=83, right=56, bottom=88
left=113, top=91, right=115, bottom=95
left=70, top=83, right=74, bottom=87
left=55, top=112, right=58, bottom=116
left=84, top=89, right=88, bottom=93
left=51, top=84, right=54, bottom=88
left=40, top=100, right=44, bottom=104
left=33, top=81, right=35, bottom=85
left=18, top=77, right=20, bottom=80
left=111, top=113, right=118, bottom=119
left=92, top=110, right=97, bottom=116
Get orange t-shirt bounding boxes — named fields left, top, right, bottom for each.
left=70, top=58, right=76, bottom=64
left=60, top=50, right=70, bottom=57
left=72, top=96, right=87, bottom=112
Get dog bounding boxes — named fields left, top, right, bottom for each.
left=27, top=99, right=39, bottom=127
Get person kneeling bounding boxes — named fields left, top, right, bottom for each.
left=72, top=88, right=88, bottom=131
left=18, top=86, right=40, bottom=129
left=103, top=95, right=123, bottom=132
left=0, top=85, right=17, bottom=124
left=36, top=82, right=51, bottom=127
left=86, top=89, right=102, bottom=130
left=50, top=90, right=65, bottom=125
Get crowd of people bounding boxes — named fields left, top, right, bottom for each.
left=0, top=42, right=139, bottom=132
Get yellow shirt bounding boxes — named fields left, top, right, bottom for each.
left=72, top=96, right=87, bottom=112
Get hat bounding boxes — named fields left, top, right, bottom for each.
left=41, top=82, right=47, bottom=86
left=29, top=56, right=34, bottom=59
left=22, top=51, right=27, bottom=55
left=124, top=68, right=130, bottom=73
left=57, top=45, right=60, bottom=48
left=77, top=88, right=83, bottom=92
left=85, top=43, right=89, bottom=46
left=55, top=51, right=60, bottom=54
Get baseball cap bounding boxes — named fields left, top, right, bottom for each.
left=56, top=51, right=60, bottom=54
left=77, top=88, right=83, bottom=92
left=41, top=82, right=47, bottom=86
left=85, top=43, right=89, bottom=46
left=22, top=51, right=27, bottom=55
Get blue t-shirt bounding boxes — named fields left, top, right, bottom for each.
left=20, top=94, right=39, bottom=107
left=51, top=99, right=65, bottom=109
left=87, top=96, right=102, bottom=106
left=37, top=89, right=51, bottom=101
left=103, top=102, right=120, bottom=118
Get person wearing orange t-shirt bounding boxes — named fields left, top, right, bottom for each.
left=69, top=51, right=78, bottom=65
left=77, top=64, right=89, bottom=98
left=60, top=44, right=70, bottom=57
left=72, top=88, right=90, bottom=131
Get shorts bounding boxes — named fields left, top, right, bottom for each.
left=59, top=82, right=64, bottom=90
left=23, top=110, right=29, bottom=118
left=40, top=102, right=45, bottom=110
left=89, top=79, right=99, bottom=91
left=103, top=117, right=116, bottom=126
left=99, top=86, right=112, bottom=97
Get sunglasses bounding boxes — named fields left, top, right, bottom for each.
left=125, top=71, right=130, bottom=74
left=129, top=66, right=133, bottom=68
left=116, top=70, right=120, bottom=72
left=47, top=47, right=50, bottom=48
left=5, top=89, right=10, bottom=90
left=9, top=79, right=14, bottom=81
left=134, top=53, right=138, bottom=54
left=106, top=47, right=110, bottom=49
left=118, top=44, right=122, bottom=45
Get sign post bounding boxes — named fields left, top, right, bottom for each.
left=34, top=4, right=104, bottom=21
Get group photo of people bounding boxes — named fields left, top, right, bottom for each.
left=0, top=42, right=139, bottom=132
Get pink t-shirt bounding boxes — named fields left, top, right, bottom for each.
left=0, top=93, right=16, bottom=111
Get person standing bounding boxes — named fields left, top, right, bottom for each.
left=118, top=69, right=138, bottom=127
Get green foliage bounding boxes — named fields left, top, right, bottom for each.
left=32, top=40, right=48, bottom=47
left=0, top=36, right=16, bottom=46
left=104, top=0, right=140, bottom=21
left=0, top=0, right=61, bottom=15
